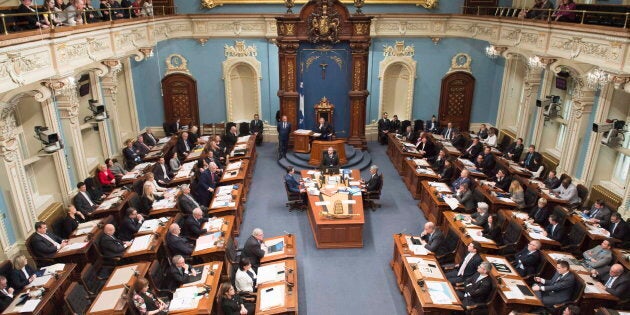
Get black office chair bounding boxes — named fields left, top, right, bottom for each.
left=363, top=175, right=383, bottom=211
left=573, top=184, right=589, bottom=210
left=551, top=272, right=585, bottom=313
left=64, top=282, right=92, bottom=315
left=495, top=221, right=523, bottom=259
left=148, top=259, right=175, bottom=299
left=552, top=206, right=569, bottom=226
left=80, top=262, right=110, bottom=298
left=239, top=122, right=250, bottom=136
left=561, top=224, right=587, bottom=255
left=436, top=227, right=461, bottom=264
left=413, top=119, right=424, bottom=133
left=284, top=180, right=305, bottom=212
left=464, top=277, right=497, bottom=315
left=93, top=234, right=122, bottom=268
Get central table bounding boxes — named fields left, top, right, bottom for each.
left=301, top=169, right=365, bottom=248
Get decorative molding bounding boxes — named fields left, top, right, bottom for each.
left=201, top=0, right=223, bottom=9
left=0, top=97, right=22, bottom=163
left=197, top=38, right=209, bottom=46
left=378, top=42, right=417, bottom=120
left=0, top=52, right=48, bottom=86
left=382, top=41, right=414, bottom=57
left=224, top=40, right=258, bottom=58
left=165, top=54, right=191, bottom=75
left=448, top=53, right=472, bottom=74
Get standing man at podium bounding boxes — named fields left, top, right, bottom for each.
left=277, top=115, right=291, bottom=159
left=314, top=117, right=332, bottom=140
left=321, top=147, right=339, bottom=168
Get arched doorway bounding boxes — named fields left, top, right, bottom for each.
left=438, top=71, right=475, bottom=132
left=161, top=74, right=200, bottom=127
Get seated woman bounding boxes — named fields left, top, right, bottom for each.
left=509, top=180, right=526, bottom=209
left=42, top=0, right=63, bottom=26
left=552, top=0, right=577, bottom=22
left=438, top=159, right=455, bottom=182
left=169, top=154, right=181, bottom=172
left=132, top=277, right=168, bottom=315
left=144, top=173, right=167, bottom=195
left=235, top=257, right=257, bottom=293
left=8, top=255, right=35, bottom=292
left=97, top=163, right=116, bottom=192
left=218, top=282, right=253, bottom=315
left=140, top=182, right=164, bottom=215
left=60, top=205, right=86, bottom=239
left=480, top=214, right=501, bottom=243
left=481, top=128, right=497, bottom=147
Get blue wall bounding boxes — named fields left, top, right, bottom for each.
left=131, top=38, right=279, bottom=128
left=576, top=90, right=601, bottom=179
left=367, top=37, right=505, bottom=125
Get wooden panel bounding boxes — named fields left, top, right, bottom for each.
left=319, top=227, right=334, bottom=243
left=38, top=202, right=65, bottom=227
left=161, top=74, right=200, bottom=128
left=438, top=72, right=475, bottom=132
left=588, top=184, right=622, bottom=210
left=541, top=152, right=559, bottom=176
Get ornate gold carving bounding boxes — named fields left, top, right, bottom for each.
left=430, top=37, right=441, bottom=45
left=354, top=23, right=368, bottom=35
left=224, top=40, right=258, bottom=58
left=287, top=62, right=295, bottom=90
left=304, top=56, right=320, bottom=71
left=165, top=54, right=191, bottom=75
left=329, top=56, right=343, bottom=69
left=201, top=0, right=223, bottom=9
left=0, top=52, right=47, bottom=86
left=383, top=41, right=414, bottom=57
left=308, top=0, right=340, bottom=44
left=416, top=0, right=438, bottom=9
left=448, top=53, right=472, bottom=73
left=315, top=96, right=334, bottom=109
left=197, top=38, right=209, bottom=46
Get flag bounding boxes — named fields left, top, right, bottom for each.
left=298, top=81, right=305, bottom=129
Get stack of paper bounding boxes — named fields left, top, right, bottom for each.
left=405, top=236, right=429, bottom=255
left=513, top=212, right=530, bottom=220
left=211, top=200, right=235, bottom=209
left=138, top=219, right=161, bottom=233
left=215, top=186, right=234, bottom=196
left=226, top=161, right=242, bottom=171
left=194, top=232, right=222, bottom=251
left=504, top=285, right=526, bottom=299
left=413, top=159, right=431, bottom=167
left=20, top=299, right=41, bottom=312
left=528, top=232, right=551, bottom=240
left=426, top=281, right=455, bottom=304
left=458, top=158, right=475, bottom=167
left=40, top=263, right=65, bottom=275
left=128, top=234, right=153, bottom=253
left=257, top=262, right=287, bottom=284
left=204, top=218, right=224, bottom=231
left=26, top=275, right=52, bottom=288
left=122, top=172, right=139, bottom=180
left=58, top=241, right=88, bottom=253
left=259, top=284, right=285, bottom=311
left=97, top=197, right=120, bottom=210
left=169, top=287, right=201, bottom=311
left=237, top=135, right=251, bottom=142
left=175, top=162, right=195, bottom=178
left=467, top=230, right=493, bottom=243
left=152, top=198, right=176, bottom=210
left=443, top=196, right=460, bottom=210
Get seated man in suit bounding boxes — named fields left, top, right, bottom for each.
left=73, top=181, right=99, bottom=216
left=183, top=208, right=208, bottom=239
left=284, top=166, right=306, bottom=206
left=133, top=135, right=151, bottom=157
left=29, top=221, right=68, bottom=258
left=543, top=214, right=564, bottom=242
left=583, top=199, right=612, bottom=226
left=505, top=137, right=524, bottom=162
left=438, top=159, right=455, bottom=182
left=477, top=146, right=496, bottom=177
left=454, top=183, right=475, bottom=213
left=582, top=239, right=613, bottom=271
left=389, top=115, right=401, bottom=134
left=543, top=170, right=561, bottom=190
left=223, top=125, right=239, bottom=151
left=166, top=223, right=194, bottom=257
left=178, top=184, right=208, bottom=215
left=241, top=228, right=267, bottom=270
left=152, top=156, right=172, bottom=185
left=123, top=138, right=142, bottom=169
left=168, top=255, right=198, bottom=291
left=432, top=149, right=448, bottom=173
left=402, top=125, right=415, bottom=143
left=532, top=260, right=576, bottom=307
left=520, top=145, right=542, bottom=172
left=528, top=198, right=550, bottom=226
left=470, top=202, right=490, bottom=227
left=425, top=115, right=440, bottom=134
left=419, top=222, right=444, bottom=254
left=250, top=114, right=264, bottom=146
left=142, top=127, right=159, bottom=147
left=491, top=168, right=511, bottom=192
left=118, top=208, right=144, bottom=242
left=462, top=137, right=483, bottom=161
left=456, top=262, right=494, bottom=308
left=512, top=240, right=542, bottom=277
left=176, top=131, right=193, bottom=160
left=321, top=147, right=340, bottom=168
left=313, top=117, right=332, bottom=140
left=451, top=169, right=472, bottom=192
left=99, top=224, right=130, bottom=258
left=446, top=242, right=483, bottom=286
left=591, top=263, right=630, bottom=300
left=441, top=122, right=457, bottom=141
left=362, top=165, right=382, bottom=193
left=0, top=276, right=14, bottom=313
left=609, top=212, right=628, bottom=241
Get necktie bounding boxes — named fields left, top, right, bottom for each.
left=534, top=208, right=542, bottom=220
left=551, top=225, right=556, bottom=236
left=184, top=140, right=190, bottom=151
left=1, top=289, right=9, bottom=297
left=554, top=273, right=563, bottom=284
left=525, top=153, right=532, bottom=165
left=162, top=165, right=169, bottom=180
left=246, top=270, right=255, bottom=281
left=591, top=209, right=599, bottom=219
left=446, top=129, right=451, bottom=139
left=611, top=223, right=618, bottom=235
left=605, top=276, right=615, bottom=288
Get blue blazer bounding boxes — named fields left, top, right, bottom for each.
left=277, top=122, right=292, bottom=141
left=285, top=174, right=300, bottom=193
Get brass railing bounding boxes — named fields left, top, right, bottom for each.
left=0, top=5, right=178, bottom=35
left=461, top=5, right=629, bottom=29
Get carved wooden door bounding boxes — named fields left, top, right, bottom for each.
left=438, top=72, right=475, bottom=132
left=161, top=74, right=199, bottom=127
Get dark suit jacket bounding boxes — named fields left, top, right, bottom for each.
left=123, top=146, right=141, bottom=167
left=528, top=207, right=550, bottom=226
left=285, top=174, right=301, bottom=193
left=166, top=232, right=193, bottom=256
left=463, top=273, right=493, bottom=304
left=223, top=132, right=238, bottom=149
left=193, top=170, right=217, bottom=208
left=505, top=142, right=524, bottom=162
left=16, top=4, right=42, bottom=29
left=389, top=120, right=401, bottom=133
left=609, top=220, right=629, bottom=241
left=176, top=138, right=193, bottom=158
left=544, top=177, right=561, bottom=190
left=250, top=120, right=263, bottom=134
left=540, top=272, right=576, bottom=307
left=522, top=151, right=542, bottom=172
left=30, top=232, right=63, bottom=258
left=421, top=229, right=444, bottom=253
left=455, top=190, right=475, bottom=212
left=99, top=235, right=126, bottom=258
left=277, top=122, right=292, bottom=141
left=426, top=120, right=440, bottom=133
left=0, top=289, right=13, bottom=313
left=464, top=142, right=483, bottom=160
left=479, top=154, right=496, bottom=176
left=441, top=127, right=458, bottom=140
left=60, top=215, right=83, bottom=239
left=452, top=134, right=467, bottom=150
left=545, top=224, right=564, bottom=242
left=493, top=175, right=512, bottom=192
left=73, top=192, right=97, bottom=216
left=8, top=265, right=35, bottom=291
left=471, top=212, right=489, bottom=227
left=377, top=118, right=390, bottom=133
left=482, top=223, right=501, bottom=242
left=321, top=153, right=339, bottom=167
left=460, top=254, right=483, bottom=279
left=152, top=163, right=172, bottom=183
left=118, top=217, right=142, bottom=242
left=585, top=206, right=612, bottom=224
left=133, top=142, right=150, bottom=157
left=168, top=265, right=194, bottom=291
left=402, top=130, right=416, bottom=143
left=365, top=173, right=382, bottom=192
left=597, top=272, right=630, bottom=299
left=178, top=194, right=202, bottom=215
left=416, top=141, right=436, bottom=159
left=451, top=176, right=472, bottom=192
left=314, top=123, right=332, bottom=139
left=432, top=157, right=446, bottom=173
left=241, top=235, right=265, bottom=267
left=183, top=216, right=208, bottom=239
left=142, top=132, right=158, bottom=146
left=513, top=248, right=541, bottom=276
left=440, top=166, right=455, bottom=182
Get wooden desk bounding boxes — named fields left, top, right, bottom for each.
left=87, top=262, right=150, bottom=315
left=301, top=170, right=364, bottom=249
left=481, top=254, right=543, bottom=314
left=399, top=254, right=463, bottom=314
left=149, top=187, right=182, bottom=218
left=540, top=250, right=589, bottom=277
left=221, top=160, right=251, bottom=200
left=168, top=262, right=223, bottom=315
left=418, top=181, right=463, bottom=226
left=475, top=182, right=517, bottom=213
left=168, top=161, right=196, bottom=187
left=191, top=216, right=235, bottom=262
left=90, top=190, right=134, bottom=221
left=402, top=159, right=439, bottom=199
left=443, top=211, right=498, bottom=261
left=613, top=249, right=630, bottom=270
left=143, top=136, right=177, bottom=162
left=437, top=139, right=462, bottom=157
left=566, top=211, right=611, bottom=251
left=292, top=130, right=312, bottom=153
left=391, top=234, right=433, bottom=292
left=501, top=209, right=561, bottom=249
left=122, top=232, right=163, bottom=263
left=208, top=185, right=244, bottom=236
left=309, top=140, right=347, bottom=166
left=118, top=162, right=154, bottom=186
left=260, top=235, right=297, bottom=264
left=2, top=264, right=76, bottom=315
left=257, top=259, right=297, bottom=287
left=386, top=134, right=422, bottom=175
left=229, top=136, right=256, bottom=161
left=519, top=178, right=569, bottom=209
left=575, top=273, right=619, bottom=315
left=495, top=156, right=532, bottom=178
left=255, top=281, right=298, bottom=315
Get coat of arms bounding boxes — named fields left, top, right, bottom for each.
left=307, top=0, right=340, bottom=44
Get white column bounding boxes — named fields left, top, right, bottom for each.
left=89, top=70, right=113, bottom=159
left=495, top=53, right=518, bottom=131
left=557, top=82, right=595, bottom=177
left=100, top=59, right=124, bottom=151
left=517, top=67, right=543, bottom=142
left=581, top=84, right=614, bottom=186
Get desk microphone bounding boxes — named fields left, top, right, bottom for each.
left=283, top=230, right=293, bottom=237
left=397, top=228, right=407, bottom=236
